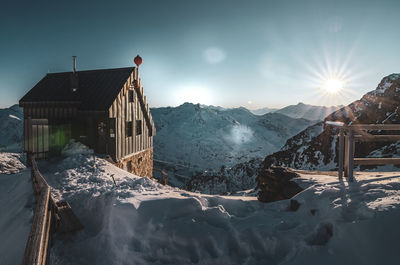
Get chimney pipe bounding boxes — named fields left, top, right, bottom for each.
left=72, top=56, right=77, bottom=73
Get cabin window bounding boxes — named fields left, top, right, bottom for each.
left=136, top=120, right=142, bottom=135
left=109, top=118, right=116, bottom=138
left=126, top=121, right=133, bottom=137
left=128, top=90, right=134, bottom=103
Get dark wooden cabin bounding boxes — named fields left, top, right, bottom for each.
left=19, top=64, right=156, bottom=178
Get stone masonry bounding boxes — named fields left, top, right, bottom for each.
left=116, top=148, right=153, bottom=178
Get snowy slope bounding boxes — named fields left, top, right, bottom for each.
left=265, top=73, right=400, bottom=170
left=24, top=146, right=400, bottom=265
left=151, top=103, right=315, bottom=185
left=274, top=103, right=342, bottom=121
left=0, top=161, right=33, bottom=265
left=0, top=104, right=23, bottom=152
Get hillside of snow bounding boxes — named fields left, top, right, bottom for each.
left=0, top=154, right=32, bottom=265
left=264, top=74, right=400, bottom=171
left=0, top=104, right=23, bottom=152
left=18, top=145, right=397, bottom=265
left=151, top=103, right=315, bottom=186
left=274, top=103, right=342, bottom=121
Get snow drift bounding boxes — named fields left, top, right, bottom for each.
left=17, top=143, right=398, bottom=265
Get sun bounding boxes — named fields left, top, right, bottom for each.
left=323, top=78, right=344, bottom=94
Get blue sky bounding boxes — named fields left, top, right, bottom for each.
left=1, top=0, right=399, bottom=109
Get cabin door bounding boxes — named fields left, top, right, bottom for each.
left=24, top=118, right=49, bottom=159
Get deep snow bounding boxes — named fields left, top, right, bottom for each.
left=21, top=144, right=399, bottom=265
left=0, top=155, right=33, bottom=265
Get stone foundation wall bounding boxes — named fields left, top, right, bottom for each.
left=116, top=148, right=153, bottom=178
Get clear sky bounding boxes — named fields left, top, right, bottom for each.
left=1, top=0, right=400, bottom=109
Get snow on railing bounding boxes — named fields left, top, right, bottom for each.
left=326, top=122, right=400, bottom=181
left=22, top=156, right=83, bottom=265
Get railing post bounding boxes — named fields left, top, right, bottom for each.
left=347, top=130, right=355, bottom=181
left=338, top=128, right=344, bottom=179
left=344, top=134, right=349, bottom=178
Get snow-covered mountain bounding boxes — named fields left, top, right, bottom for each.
left=250, top=107, right=278, bottom=115
left=151, top=103, right=315, bottom=186
left=274, top=102, right=342, bottom=121
left=264, top=73, right=400, bottom=170
left=0, top=104, right=23, bottom=152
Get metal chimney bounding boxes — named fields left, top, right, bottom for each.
left=72, top=56, right=77, bottom=73
left=71, top=56, right=79, bottom=92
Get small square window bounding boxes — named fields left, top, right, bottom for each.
left=128, top=90, right=134, bottom=103
left=126, top=121, right=133, bottom=137
left=136, top=120, right=142, bottom=135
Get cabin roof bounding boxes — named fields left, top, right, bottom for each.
left=19, top=67, right=135, bottom=110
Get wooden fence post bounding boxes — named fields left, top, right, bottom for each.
left=347, top=130, right=355, bottom=181
left=344, top=134, right=349, bottom=178
left=338, top=128, right=344, bottom=179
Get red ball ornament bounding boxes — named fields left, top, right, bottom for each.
left=134, top=55, right=142, bottom=67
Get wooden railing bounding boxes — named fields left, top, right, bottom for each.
left=326, top=122, right=400, bottom=181
left=153, top=167, right=168, bottom=185
left=22, top=156, right=83, bottom=265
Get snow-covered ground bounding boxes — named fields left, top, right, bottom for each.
left=0, top=155, right=33, bottom=265
left=22, top=145, right=398, bottom=265
left=0, top=152, right=26, bottom=174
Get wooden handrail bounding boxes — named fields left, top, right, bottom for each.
left=22, top=157, right=53, bottom=265
left=354, top=158, right=400, bottom=165
left=348, top=124, right=400, bottom=130
left=22, top=156, right=83, bottom=265
left=326, top=122, right=400, bottom=181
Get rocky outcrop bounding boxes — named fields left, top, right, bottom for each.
left=264, top=74, right=400, bottom=170
left=184, top=158, right=261, bottom=195
left=256, top=166, right=303, bottom=202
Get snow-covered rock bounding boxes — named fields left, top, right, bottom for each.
left=0, top=152, right=25, bottom=174
left=185, top=158, right=262, bottom=195
left=264, top=74, right=400, bottom=170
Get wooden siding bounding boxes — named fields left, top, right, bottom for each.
left=23, top=104, right=78, bottom=119
left=108, top=68, right=155, bottom=161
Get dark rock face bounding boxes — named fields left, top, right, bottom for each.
left=306, top=222, right=333, bottom=246
left=289, top=199, right=301, bottom=211
left=263, top=74, right=400, bottom=170
left=256, top=166, right=303, bottom=202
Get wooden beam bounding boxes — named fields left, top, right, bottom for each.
left=355, top=135, right=400, bottom=142
left=349, top=124, right=400, bottom=130
left=354, top=158, right=400, bottom=165
left=344, top=135, right=349, bottom=178
left=345, top=131, right=355, bottom=181
left=338, top=128, right=344, bottom=179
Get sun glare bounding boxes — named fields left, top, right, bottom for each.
left=176, top=85, right=213, bottom=105
left=323, top=78, right=344, bottom=94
